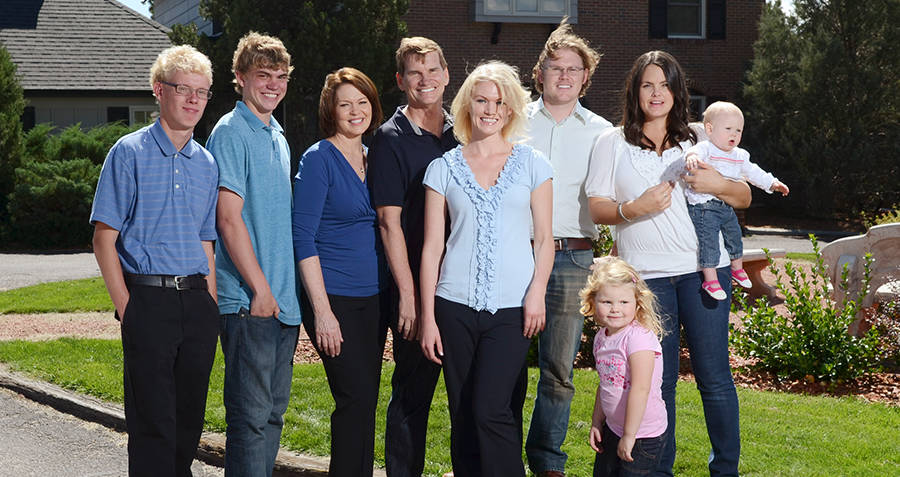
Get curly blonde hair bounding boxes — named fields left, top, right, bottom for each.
left=579, top=256, right=664, bottom=339
left=149, top=45, right=212, bottom=89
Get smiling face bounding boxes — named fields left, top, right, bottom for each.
left=468, top=80, right=509, bottom=140
left=398, top=51, right=449, bottom=109
left=538, top=47, right=588, bottom=107
left=593, top=284, right=638, bottom=336
left=638, top=64, right=673, bottom=123
left=705, top=109, right=744, bottom=152
left=154, top=70, right=210, bottom=134
left=332, top=83, right=372, bottom=139
left=235, top=66, right=290, bottom=124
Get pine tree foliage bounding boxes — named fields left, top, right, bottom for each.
left=0, top=45, right=25, bottom=224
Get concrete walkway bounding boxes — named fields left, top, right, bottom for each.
left=0, top=252, right=99, bottom=291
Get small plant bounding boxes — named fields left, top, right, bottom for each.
left=730, top=236, right=883, bottom=382
left=870, top=296, right=900, bottom=368
left=862, top=204, right=900, bottom=227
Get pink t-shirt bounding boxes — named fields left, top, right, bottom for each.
left=593, top=321, right=667, bottom=438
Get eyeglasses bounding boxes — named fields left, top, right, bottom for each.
left=160, top=81, right=213, bottom=100
left=543, top=66, right=586, bottom=77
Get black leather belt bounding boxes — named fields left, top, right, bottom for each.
left=125, top=273, right=207, bottom=290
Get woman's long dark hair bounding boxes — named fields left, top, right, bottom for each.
left=621, top=51, right=696, bottom=151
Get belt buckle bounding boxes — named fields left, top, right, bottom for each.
left=174, top=275, right=189, bottom=290
left=555, top=238, right=565, bottom=251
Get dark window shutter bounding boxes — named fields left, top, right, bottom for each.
left=107, top=107, right=129, bottom=124
left=649, top=0, right=667, bottom=38
left=22, top=106, right=35, bottom=131
left=707, top=0, right=726, bottom=39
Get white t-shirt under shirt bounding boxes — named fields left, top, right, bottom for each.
left=593, top=321, right=667, bottom=439
left=585, top=127, right=729, bottom=279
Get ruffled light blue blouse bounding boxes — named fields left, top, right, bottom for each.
left=423, top=144, right=553, bottom=313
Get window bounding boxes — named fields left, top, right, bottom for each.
left=689, top=94, right=707, bottom=122
left=649, top=0, right=725, bottom=40
left=475, top=0, right=576, bottom=24
left=22, top=106, right=35, bottom=131
left=107, top=106, right=129, bottom=124
left=130, top=106, right=158, bottom=126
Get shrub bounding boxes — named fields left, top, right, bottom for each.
left=730, top=236, right=883, bottom=382
left=870, top=297, right=900, bottom=367
left=22, top=124, right=55, bottom=163
left=7, top=159, right=101, bottom=249
left=55, top=122, right=137, bottom=165
left=862, top=205, right=900, bottom=228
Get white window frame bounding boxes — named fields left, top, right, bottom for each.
left=474, top=0, right=577, bottom=24
left=130, top=106, right=159, bottom=126
left=668, top=0, right=705, bottom=39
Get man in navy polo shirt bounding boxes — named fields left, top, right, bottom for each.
left=91, top=45, right=219, bottom=476
left=207, top=32, right=301, bottom=476
left=368, top=37, right=458, bottom=477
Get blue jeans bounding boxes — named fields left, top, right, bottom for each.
left=647, top=268, right=740, bottom=477
left=687, top=200, right=743, bottom=269
left=220, top=308, right=300, bottom=477
left=526, top=249, right=593, bottom=473
left=593, top=424, right=668, bottom=477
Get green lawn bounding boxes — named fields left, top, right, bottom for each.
left=0, top=338, right=897, bottom=476
left=0, top=277, right=113, bottom=314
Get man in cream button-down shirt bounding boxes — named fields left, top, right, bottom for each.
left=524, top=20, right=612, bottom=477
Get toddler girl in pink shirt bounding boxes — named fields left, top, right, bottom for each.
left=583, top=256, right=667, bottom=476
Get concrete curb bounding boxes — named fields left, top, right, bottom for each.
left=0, top=364, right=386, bottom=476
left=743, top=226, right=856, bottom=240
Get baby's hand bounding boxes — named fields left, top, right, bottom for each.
left=685, top=153, right=703, bottom=170
left=772, top=180, right=790, bottom=196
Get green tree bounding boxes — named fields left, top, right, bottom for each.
left=0, top=44, right=25, bottom=225
left=164, top=0, right=408, bottom=159
left=742, top=0, right=900, bottom=219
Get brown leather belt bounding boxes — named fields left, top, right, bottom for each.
left=552, top=238, right=593, bottom=251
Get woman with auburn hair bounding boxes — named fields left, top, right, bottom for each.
left=586, top=51, right=750, bottom=476
left=418, top=61, right=555, bottom=477
left=292, top=67, right=386, bottom=477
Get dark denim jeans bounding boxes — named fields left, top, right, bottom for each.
left=220, top=308, right=300, bottom=477
left=647, top=268, right=740, bottom=477
left=527, top=249, right=594, bottom=474
left=687, top=200, right=743, bottom=269
left=593, top=424, right=668, bottom=477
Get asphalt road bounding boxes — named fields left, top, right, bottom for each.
left=0, top=387, right=223, bottom=477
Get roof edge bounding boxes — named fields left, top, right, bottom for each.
left=105, top=0, right=173, bottom=35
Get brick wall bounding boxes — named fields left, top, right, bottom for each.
left=404, top=0, right=763, bottom=122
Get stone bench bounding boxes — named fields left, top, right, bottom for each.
left=821, top=223, right=900, bottom=335
left=742, top=247, right=786, bottom=303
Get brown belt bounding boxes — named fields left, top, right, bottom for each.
left=551, top=238, right=593, bottom=251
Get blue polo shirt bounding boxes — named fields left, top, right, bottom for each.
left=90, top=120, right=218, bottom=276
left=207, top=101, right=302, bottom=325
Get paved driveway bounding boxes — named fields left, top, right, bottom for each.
left=0, top=253, right=100, bottom=291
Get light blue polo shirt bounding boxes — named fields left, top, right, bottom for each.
left=423, top=144, right=553, bottom=313
left=207, top=101, right=301, bottom=325
left=90, top=120, right=218, bottom=276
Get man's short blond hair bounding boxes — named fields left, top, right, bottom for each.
left=531, top=19, right=601, bottom=97
left=395, top=36, right=447, bottom=75
left=149, top=45, right=213, bottom=89
left=231, top=32, right=294, bottom=94
left=702, top=101, right=744, bottom=125
left=451, top=61, right=530, bottom=145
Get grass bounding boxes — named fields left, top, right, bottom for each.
left=1, top=338, right=898, bottom=476
left=0, top=277, right=113, bottom=314
left=785, top=252, right=816, bottom=262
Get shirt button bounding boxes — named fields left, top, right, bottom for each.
left=175, top=184, right=180, bottom=189
left=175, top=169, right=180, bottom=174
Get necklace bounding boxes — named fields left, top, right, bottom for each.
left=358, top=164, right=366, bottom=175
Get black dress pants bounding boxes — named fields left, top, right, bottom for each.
left=302, top=291, right=389, bottom=477
left=121, top=284, right=219, bottom=477
left=435, top=297, right=532, bottom=477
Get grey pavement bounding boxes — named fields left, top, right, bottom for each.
left=0, top=387, right=224, bottom=477
left=0, top=252, right=100, bottom=291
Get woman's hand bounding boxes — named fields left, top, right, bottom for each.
left=523, top=288, right=546, bottom=338
left=315, top=310, right=343, bottom=358
left=419, top=316, right=443, bottom=365
left=631, top=181, right=675, bottom=217
left=589, top=424, right=604, bottom=453
left=683, top=162, right=751, bottom=208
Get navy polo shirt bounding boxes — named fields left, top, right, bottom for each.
left=367, top=106, right=458, bottom=277
left=90, top=120, right=218, bottom=276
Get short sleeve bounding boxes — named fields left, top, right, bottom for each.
left=625, top=325, right=662, bottom=357
left=90, top=141, right=135, bottom=230
left=199, top=151, right=219, bottom=241
left=528, top=148, right=553, bottom=190
left=292, top=144, right=331, bottom=261
left=367, top=128, right=406, bottom=207
left=585, top=127, right=622, bottom=200
left=207, top=127, right=249, bottom=198
left=423, top=153, right=450, bottom=196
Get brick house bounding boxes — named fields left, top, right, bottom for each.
left=0, top=0, right=172, bottom=130
left=406, top=0, right=763, bottom=122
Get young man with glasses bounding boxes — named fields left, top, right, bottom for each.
left=91, top=45, right=219, bottom=476
left=206, top=32, right=301, bottom=476
left=524, top=21, right=612, bottom=477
